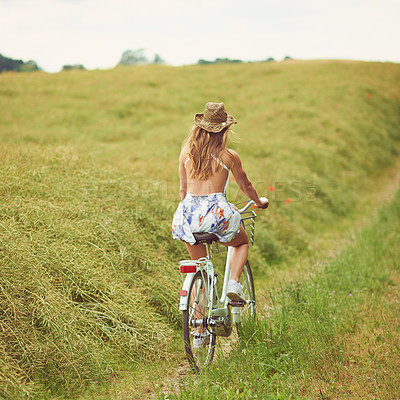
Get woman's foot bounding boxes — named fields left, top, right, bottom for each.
left=227, top=280, right=246, bottom=302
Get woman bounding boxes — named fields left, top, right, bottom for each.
left=172, top=102, right=268, bottom=302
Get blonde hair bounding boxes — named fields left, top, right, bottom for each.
left=183, top=125, right=230, bottom=180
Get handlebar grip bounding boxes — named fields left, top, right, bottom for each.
left=259, top=197, right=269, bottom=209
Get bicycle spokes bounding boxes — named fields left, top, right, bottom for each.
left=182, top=271, right=216, bottom=372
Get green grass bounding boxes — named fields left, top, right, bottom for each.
left=162, top=189, right=400, bottom=400
left=0, top=60, right=399, bottom=398
left=0, top=146, right=181, bottom=398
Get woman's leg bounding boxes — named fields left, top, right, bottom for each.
left=221, top=226, right=249, bottom=282
left=185, top=243, right=207, bottom=259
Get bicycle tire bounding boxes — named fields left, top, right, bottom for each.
left=236, top=260, right=256, bottom=336
left=182, top=271, right=216, bottom=373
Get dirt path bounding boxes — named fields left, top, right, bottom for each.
left=381, top=160, right=400, bottom=203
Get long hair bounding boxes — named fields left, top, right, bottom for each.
left=183, top=125, right=230, bottom=180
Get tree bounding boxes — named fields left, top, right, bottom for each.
left=197, top=57, right=243, bottom=65
left=0, top=54, right=39, bottom=72
left=0, top=53, right=23, bottom=72
left=62, top=64, right=86, bottom=71
left=198, top=59, right=213, bottom=65
left=153, top=53, right=165, bottom=64
left=19, top=60, right=40, bottom=72
left=118, top=49, right=148, bottom=66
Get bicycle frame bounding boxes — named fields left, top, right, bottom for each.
left=178, top=246, right=233, bottom=310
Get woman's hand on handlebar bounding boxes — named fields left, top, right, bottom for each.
left=255, top=197, right=269, bottom=209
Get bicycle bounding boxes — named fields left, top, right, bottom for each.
left=178, top=198, right=268, bottom=373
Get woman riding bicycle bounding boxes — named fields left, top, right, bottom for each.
left=172, top=102, right=268, bottom=302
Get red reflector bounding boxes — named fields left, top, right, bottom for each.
left=180, top=265, right=197, bottom=273
left=179, top=290, right=188, bottom=296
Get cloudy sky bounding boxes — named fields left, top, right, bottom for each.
left=1, top=0, right=399, bottom=72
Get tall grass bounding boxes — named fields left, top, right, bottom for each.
left=0, top=145, right=181, bottom=398
left=0, top=60, right=399, bottom=397
left=163, top=189, right=400, bottom=400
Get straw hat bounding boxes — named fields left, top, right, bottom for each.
left=193, top=102, right=237, bottom=133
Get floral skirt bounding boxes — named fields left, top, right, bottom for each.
left=171, top=192, right=241, bottom=245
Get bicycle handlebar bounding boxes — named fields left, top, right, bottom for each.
left=237, top=197, right=269, bottom=213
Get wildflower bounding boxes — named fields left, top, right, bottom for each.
left=349, top=293, right=352, bottom=296
left=268, top=187, right=275, bottom=192
left=285, top=198, right=291, bottom=204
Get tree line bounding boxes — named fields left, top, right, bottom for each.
left=0, top=49, right=165, bottom=73
left=118, top=50, right=292, bottom=66
left=198, top=56, right=292, bottom=64
left=0, top=49, right=293, bottom=73
left=0, top=54, right=40, bottom=72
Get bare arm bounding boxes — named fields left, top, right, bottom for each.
left=178, top=148, right=188, bottom=201
left=229, top=149, right=267, bottom=208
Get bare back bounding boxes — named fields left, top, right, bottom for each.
left=179, top=146, right=262, bottom=205
left=179, top=148, right=233, bottom=196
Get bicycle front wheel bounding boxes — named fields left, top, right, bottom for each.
left=182, top=271, right=216, bottom=373
left=236, top=260, right=256, bottom=335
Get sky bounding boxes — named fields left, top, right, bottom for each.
left=1, top=0, right=399, bottom=73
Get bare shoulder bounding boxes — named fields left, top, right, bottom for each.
left=226, top=148, right=240, bottom=158
left=179, top=146, right=189, bottom=162
left=224, top=148, right=242, bottom=167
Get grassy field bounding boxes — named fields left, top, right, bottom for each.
left=0, top=60, right=399, bottom=398
left=159, top=189, right=400, bottom=400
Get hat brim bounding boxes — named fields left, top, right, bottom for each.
left=193, top=114, right=237, bottom=133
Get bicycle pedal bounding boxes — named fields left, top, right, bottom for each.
left=229, top=300, right=246, bottom=307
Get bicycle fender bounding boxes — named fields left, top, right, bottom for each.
left=179, top=273, right=196, bottom=311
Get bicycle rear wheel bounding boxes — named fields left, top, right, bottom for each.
left=236, top=260, right=256, bottom=335
left=182, top=271, right=216, bottom=373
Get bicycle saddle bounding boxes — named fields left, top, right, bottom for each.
left=193, top=232, right=219, bottom=245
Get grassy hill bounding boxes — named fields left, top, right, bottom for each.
left=0, top=60, right=399, bottom=398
